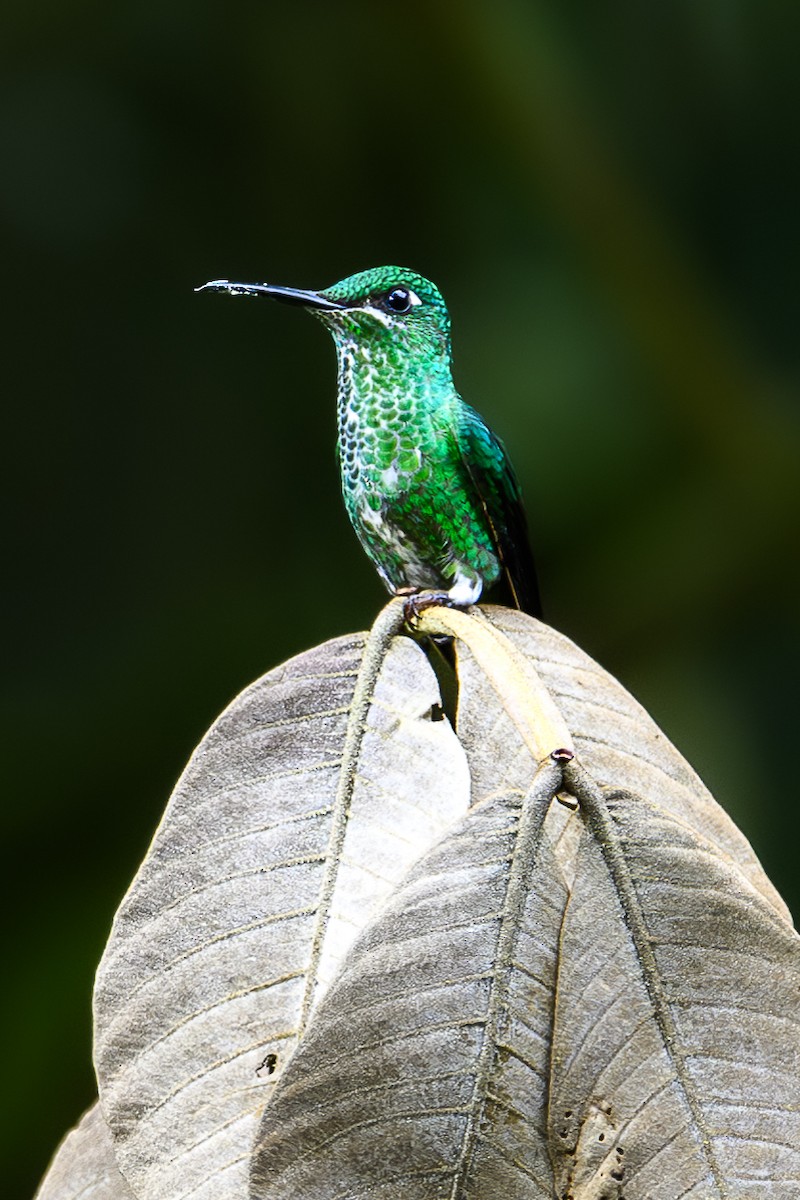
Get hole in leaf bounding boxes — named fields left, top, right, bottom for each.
left=255, top=1052, right=278, bottom=1077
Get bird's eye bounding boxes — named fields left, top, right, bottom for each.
left=385, top=287, right=413, bottom=313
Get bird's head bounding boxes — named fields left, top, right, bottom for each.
left=197, top=266, right=452, bottom=366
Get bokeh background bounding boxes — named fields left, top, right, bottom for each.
left=4, top=3, right=798, bottom=1196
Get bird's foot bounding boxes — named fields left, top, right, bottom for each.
left=399, top=589, right=455, bottom=624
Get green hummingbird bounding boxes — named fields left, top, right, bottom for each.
left=197, top=267, right=541, bottom=617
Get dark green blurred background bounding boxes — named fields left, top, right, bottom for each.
left=4, top=3, right=798, bottom=1196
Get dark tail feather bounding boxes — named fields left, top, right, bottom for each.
left=490, top=469, right=543, bottom=618
left=495, top=526, right=543, bottom=618
left=507, top=548, right=543, bottom=618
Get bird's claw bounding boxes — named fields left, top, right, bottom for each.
left=400, top=590, right=454, bottom=624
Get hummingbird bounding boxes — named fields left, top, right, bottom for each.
left=196, top=267, right=541, bottom=618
